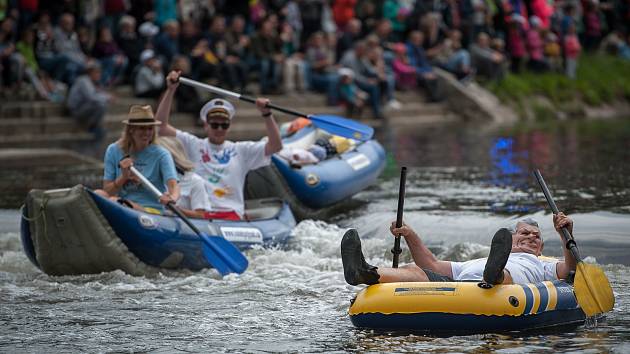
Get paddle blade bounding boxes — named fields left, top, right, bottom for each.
left=308, top=114, right=374, bottom=141
left=574, top=262, right=615, bottom=317
left=199, top=233, right=249, bottom=276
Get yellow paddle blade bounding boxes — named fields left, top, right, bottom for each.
left=574, top=262, right=615, bottom=317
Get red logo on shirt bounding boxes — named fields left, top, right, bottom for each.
left=201, top=149, right=211, bottom=163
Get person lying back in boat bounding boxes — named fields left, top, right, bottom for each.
left=95, top=105, right=180, bottom=213
left=157, top=137, right=212, bottom=219
left=341, top=213, right=576, bottom=286
left=155, top=70, right=283, bottom=220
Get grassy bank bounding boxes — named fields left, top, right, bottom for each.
left=485, top=54, right=630, bottom=119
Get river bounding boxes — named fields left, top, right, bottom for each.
left=1, top=118, right=629, bottom=352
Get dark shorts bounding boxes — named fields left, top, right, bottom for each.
left=423, top=268, right=455, bottom=282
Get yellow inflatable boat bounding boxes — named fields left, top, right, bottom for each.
left=349, top=280, right=587, bottom=332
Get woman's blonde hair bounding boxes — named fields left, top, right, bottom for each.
left=117, top=124, right=159, bottom=154
left=156, top=137, right=195, bottom=172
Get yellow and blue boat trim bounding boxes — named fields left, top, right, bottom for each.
left=349, top=280, right=586, bottom=332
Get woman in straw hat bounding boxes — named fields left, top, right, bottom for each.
left=95, top=105, right=180, bottom=213
left=157, top=137, right=212, bottom=218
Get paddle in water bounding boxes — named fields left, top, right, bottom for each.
left=130, top=166, right=248, bottom=276
left=392, top=167, right=407, bottom=268
left=178, top=77, right=374, bottom=142
left=534, top=170, right=614, bottom=317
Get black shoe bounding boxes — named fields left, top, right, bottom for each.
left=483, top=228, right=513, bottom=285
left=341, top=229, right=380, bottom=286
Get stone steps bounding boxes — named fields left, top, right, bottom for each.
left=0, top=85, right=456, bottom=153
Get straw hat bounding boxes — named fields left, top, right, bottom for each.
left=123, top=105, right=162, bottom=126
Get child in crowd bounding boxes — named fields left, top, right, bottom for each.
left=525, top=16, right=548, bottom=72
left=543, top=30, right=562, bottom=71
left=563, top=23, right=581, bottom=79
left=338, top=67, right=368, bottom=118
left=134, top=49, right=164, bottom=97
left=507, top=14, right=527, bottom=73
left=391, top=42, right=416, bottom=90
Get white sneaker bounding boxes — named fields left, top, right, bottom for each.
left=386, top=99, right=402, bottom=110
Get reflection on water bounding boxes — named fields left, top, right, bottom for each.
left=376, top=118, right=630, bottom=214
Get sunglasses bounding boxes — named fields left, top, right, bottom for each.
left=208, top=122, right=230, bottom=130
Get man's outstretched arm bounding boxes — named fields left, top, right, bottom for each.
left=554, top=212, right=577, bottom=279
left=155, top=70, right=180, bottom=137
left=390, top=222, right=453, bottom=278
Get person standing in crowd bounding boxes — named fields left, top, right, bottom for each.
left=563, top=23, right=581, bottom=79
left=66, top=61, right=110, bottom=143
left=154, top=70, right=283, bottom=220
left=96, top=105, right=180, bottom=213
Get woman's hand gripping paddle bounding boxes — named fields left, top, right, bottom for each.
left=534, top=170, right=614, bottom=317
left=392, top=167, right=407, bottom=268
left=130, top=166, right=248, bottom=276
left=178, top=77, right=374, bottom=141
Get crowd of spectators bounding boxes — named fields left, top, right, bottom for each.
left=1, top=0, right=630, bottom=123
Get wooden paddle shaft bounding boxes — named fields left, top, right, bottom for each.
left=392, top=167, right=407, bottom=268
left=534, top=170, right=582, bottom=262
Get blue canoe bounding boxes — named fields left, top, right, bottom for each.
left=21, top=186, right=296, bottom=276
left=245, top=126, right=386, bottom=219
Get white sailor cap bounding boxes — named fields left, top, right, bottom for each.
left=199, top=98, right=235, bottom=122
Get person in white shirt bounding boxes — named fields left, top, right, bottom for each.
left=341, top=213, right=577, bottom=286
left=155, top=70, right=283, bottom=220
left=157, top=137, right=212, bottom=218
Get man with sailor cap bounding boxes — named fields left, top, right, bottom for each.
left=155, top=70, right=282, bottom=220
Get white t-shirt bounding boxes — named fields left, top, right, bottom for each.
left=176, top=171, right=212, bottom=212
left=176, top=130, right=271, bottom=217
left=450, top=253, right=559, bottom=284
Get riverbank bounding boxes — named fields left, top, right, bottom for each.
left=484, top=54, right=630, bottom=120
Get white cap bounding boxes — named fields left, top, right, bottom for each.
left=338, top=67, right=354, bottom=78
left=199, top=98, right=236, bottom=122
left=140, top=49, right=155, bottom=62
left=139, top=21, right=159, bottom=37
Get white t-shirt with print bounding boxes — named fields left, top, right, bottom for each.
left=450, top=253, right=559, bottom=284
left=175, top=130, right=271, bottom=217
left=176, top=171, right=212, bottom=212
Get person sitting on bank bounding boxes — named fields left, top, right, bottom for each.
left=341, top=214, right=576, bottom=286
left=155, top=70, right=283, bottom=220
left=157, top=137, right=212, bottom=219
left=95, top=105, right=180, bottom=213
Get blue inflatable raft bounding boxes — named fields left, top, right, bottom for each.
left=245, top=126, right=386, bottom=219
left=21, top=186, right=296, bottom=276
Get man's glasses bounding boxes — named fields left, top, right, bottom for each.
left=209, top=122, right=230, bottom=130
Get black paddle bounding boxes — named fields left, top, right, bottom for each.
left=392, top=167, right=407, bottom=268
left=534, top=169, right=614, bottom=316
left=130, top=166, right=248, bottom=276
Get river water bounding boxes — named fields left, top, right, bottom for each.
left=1, top=118, right=629, bottom=352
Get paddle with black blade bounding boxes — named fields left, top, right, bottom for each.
left=534, top=169, right=614, bottom=317
left=130, top=166, right=248, bottom=276
left=178, top=77, right=374, bottom=142
left=392, top=167, right=407, bottom=268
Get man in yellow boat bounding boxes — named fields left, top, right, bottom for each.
left=341, top=213, right=576, bottom=286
